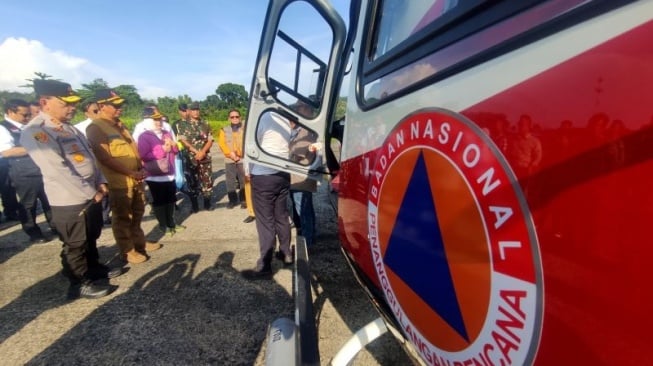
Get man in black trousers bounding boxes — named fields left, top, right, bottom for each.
left=0, top=99, right=54, bottom=243
left=242, top=111, right=294, bottom=279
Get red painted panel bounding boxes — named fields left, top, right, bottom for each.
left=339, top=19, right=653, bottom=366
left=463, top=21, right=653, bottom=365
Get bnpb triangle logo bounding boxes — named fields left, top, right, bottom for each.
left=367, top=109, right=543, bottom=365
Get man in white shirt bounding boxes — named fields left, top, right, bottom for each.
left=242, top=111, right=293, bottom=279
left=0, top=98, right=55, bottom=243
left=74, top=100, right=100, bottom=137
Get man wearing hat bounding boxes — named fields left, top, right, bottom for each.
left=86, top=89, right=160, bottom=265
left=172, top=103, right=188, bottom=136
left=176, top=102, right=214, bottom=212
left=20, top=79, right=119, bottom=299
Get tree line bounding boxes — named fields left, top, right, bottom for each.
left=1, top=72, right=349, bottom=133
left=1, top=72, right=249, bottom=130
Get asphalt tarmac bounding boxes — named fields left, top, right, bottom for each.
left=0, top=148, right=411, bottom=366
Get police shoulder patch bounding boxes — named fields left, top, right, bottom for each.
left=33, top=131, right=49, bottom=143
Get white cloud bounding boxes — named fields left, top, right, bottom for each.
left=0, top=37, right=172, bottom=100
left=0, top=37, right=252, bottom=101
left=0, top=37, right=104, bottom=92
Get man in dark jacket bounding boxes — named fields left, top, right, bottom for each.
left=0, top=98, right=55, bottom=243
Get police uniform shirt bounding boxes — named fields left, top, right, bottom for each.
left=20, top=113, right=106, bottom=206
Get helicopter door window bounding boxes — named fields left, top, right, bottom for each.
left=259, top=0, right=333, bottom=165
left=267, top=0, right=333, bottom=114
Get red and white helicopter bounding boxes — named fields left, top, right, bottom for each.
left=243, top=0, right=653, bottom=365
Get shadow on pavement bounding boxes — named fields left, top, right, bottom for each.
left=0, top=222, right=57, bottom=265
left=24, top=252, right=293, bottom=365
left=0, top=273, right=70, bottom=345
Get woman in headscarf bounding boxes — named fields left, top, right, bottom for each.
left=138, top=108, right=184, bottom=235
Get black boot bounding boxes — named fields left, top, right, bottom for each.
left=238, top=189, right=247, bottom=209
left=190, top=196, right=199, bottom=213
left=227, top=192, right=238, bottom=209
left=151, top=205, right=167, bottom=232
left=165, top=203, right=176, bottom=229
left=204, top=197, right=213, bottom=211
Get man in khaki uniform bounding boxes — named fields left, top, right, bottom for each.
left=86, top=89, right=160, bottom=264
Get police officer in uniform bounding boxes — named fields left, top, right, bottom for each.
left=0, top=98, right=54, bottom=243
left=21, top=80, right=119, bottom=299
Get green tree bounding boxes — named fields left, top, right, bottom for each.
left=20, top=71, right=56, bottom=89
left=113, top=85, right=143, bottom=106
left=215, top=83, right=247, bottom=109
left=78, top=78, right=110, bottom=101
left=0, top=90, right=34, bottom=105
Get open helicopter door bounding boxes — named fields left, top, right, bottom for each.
left=243, top=0, right=346, bottom=182
left=244, top=1, right=346, bottom=366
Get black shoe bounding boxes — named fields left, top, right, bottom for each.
left=87, top=264, right=124, bottom=280
left=106, top=267, right=124, bottom=279
left=203, top=198, right=213, bottom=211
left=190, top=197, right=199, bottom=213
left=100, top=264, right=124, bottom=279
left=226, top=202, right=236, bottom=209
left=240, top=203, right=247, bottom=209
left=243, top=216, right=255, bottom=223
left=103, top=218, right=112, bottom=226
left=68, top=282, right=112, bottom=299
left=275, top=251, right=294, bottom=265
left=29, top=236, right=49, bottom=244
left=241, top=266, right=272, bottom=280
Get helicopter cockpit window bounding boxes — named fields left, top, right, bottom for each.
left=267, top=1, right=332, bottom=115
left=364, top=0, right=465, bottom=102
left=362, top=0, right=570, bottom=104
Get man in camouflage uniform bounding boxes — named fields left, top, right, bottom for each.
left=176, top=102, right=214, bottom=212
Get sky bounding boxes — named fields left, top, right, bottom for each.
left=0, top=0, right=350, bottom=101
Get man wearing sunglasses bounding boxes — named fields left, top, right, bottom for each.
left=20, top=80, right=120, bottom=299
left=74, top=100, right=100, bottom=138
left=218, top=109, right=247, bottom=210
left=0, top=98, right=55, bottom=244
